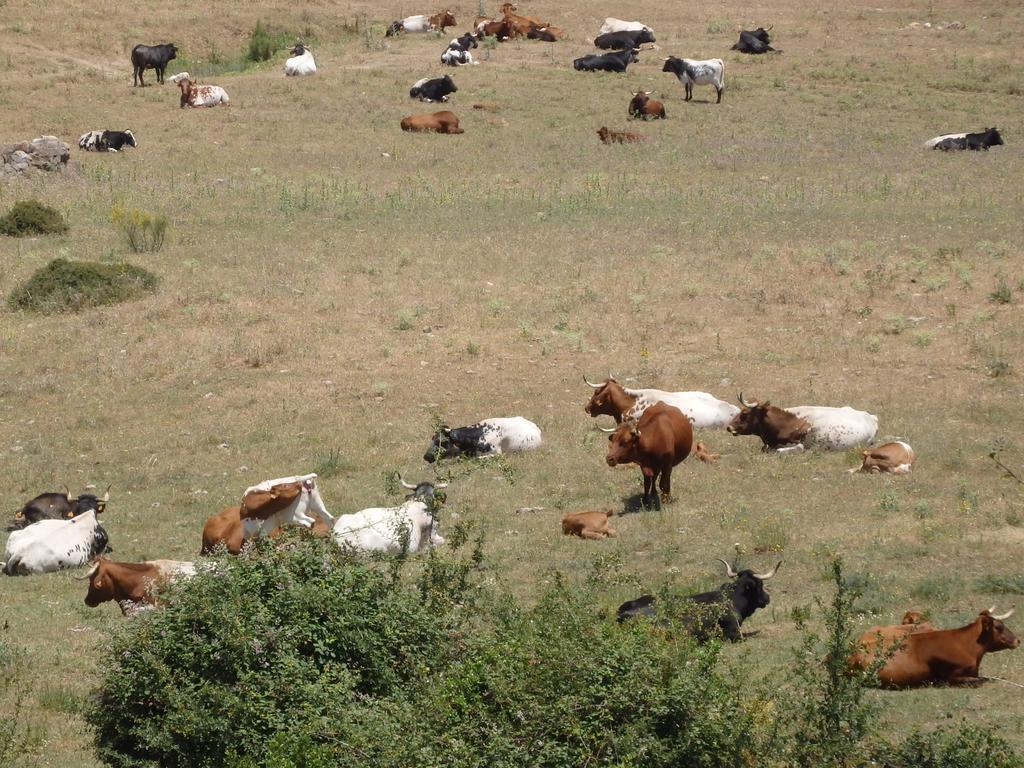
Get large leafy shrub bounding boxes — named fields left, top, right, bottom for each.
left=8, top=258, right=158, bottom=313
left=0, top=199, right=67, bottom=237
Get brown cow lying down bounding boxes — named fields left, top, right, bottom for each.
left=597, top=126, right=644, bottom=144
left=400, top=111, right=464, bottom=133
left=849, top=441, right=916, bottom=475
left=81, top=556, right=196, bottom=616
left=850, top=610, right=936, bottom=661
left=562, top=510, right=617, bottom=539
left=201, top=505, right=330, bottom=555
left=850, top=608, right=1018, bottom=687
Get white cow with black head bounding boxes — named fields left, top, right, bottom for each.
left=332, top=478, right=446, bottom=554
left=2, top=509, right=109, bottom=575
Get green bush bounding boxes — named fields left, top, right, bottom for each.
left=8, top=258, right=158, bottom=313
left=0, top=199, right=68, bottom=237
left=0, top=634, right=37, bottom=765
left=871, top=723, right=1024, bottom=768
left=247, top=21, right=289, bottom=62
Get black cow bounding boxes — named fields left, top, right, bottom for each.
left=933, top=127, right=1004, bottom=151
left=131, top=43, right=177, bottom=87
left=593, top=29, right=655, bottom=50
left=527, top=27, right=558, bottom=42
left=731, top=27, right=778, bottom=54
left=617, top=559, right=782, bottom=641
left=573, top=48, right=639, bottom=73
left=410, top=75, right=458, bottom=102
left=10, top=489, right=108, bottom=531
left=100, top=130, right=137, bottom=152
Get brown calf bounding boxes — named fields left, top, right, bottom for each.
left=429, top=10, right=457, bottom=31
left=597, top=126, right=644, bottom=144
left=628, top=91, right=666, bottom=120
left=401, top=111, right=464, bottom=134
left=201, top=505, right=330, bottom=555
left=562, top=510, right=617, bottom=540
left=850, top=441, right=916, bottom=475
left=850, top=610, right=936, bottom=665
left=81, top=557, right=195, bottom=615
left=851, top=609, right=1018, bottom=687
left=605, top=402, right=693, bottom=505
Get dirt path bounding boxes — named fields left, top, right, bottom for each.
left=14, top=40, right=124, bottom=76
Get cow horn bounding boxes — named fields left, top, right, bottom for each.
left=101, top=484, right=111, bottom=503
left=717, top=558, right=739, bottom=578
left=737, top=392, right=757, bottom=408
left=992, top=608, right=1015, bottom=620
left=73, top=562, right=99, bottom=580
left=753, top=560, right=782, bottom=580
left=434, top=481, right=449, bottom=489
left=597, top=425, right=616, bottom=433
left=583, top=373, right=603, bottom=388
left=397, top=475, right=418, bottom=490
left=766, top=25, right=774, bottom=31
left=63, top=483, right=71, bottom=498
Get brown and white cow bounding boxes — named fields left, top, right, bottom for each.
left=177, top=78, right=230, bottom=108
left=201, top=504, right=331, bottom=555
left=400, top=111, right=464, bottom=134
left=605, top=402, right=693, bottom=505
left=80, top=557, right=196, bottom=616
left=238, top=473, right=333, bottom=540
left=850, top=441, right=916, bottom=475
left=850, top=608, right=1018, bottom=687
left=583, top=375, right=739, bottom=429
left=628, top=91, right=666, bottom=120
left=727, top=394, right=879, bottom=452
left=562, top=510, right=617, bottom=540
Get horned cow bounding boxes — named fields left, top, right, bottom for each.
left=662, top=56, right=725, bottom=103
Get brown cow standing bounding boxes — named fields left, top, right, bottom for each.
left=850, top=608, right=1018, bottom=687
left=401, top=111, right=464, bottom=134
left=850, top=441, right=916, bottom=475
left=81, top=557, right=195, bottom=616
left=598, top=126, right=644, bottom=144
left=201, top=505, right=330, bottom=555
left=562, top=510, right=617, bottom=540
left=726, top=393, right=811, bottom=450
left=605, top=402, right=693, bottom=505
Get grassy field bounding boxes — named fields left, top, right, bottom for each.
left=1, top=0, right=1023, bottom=763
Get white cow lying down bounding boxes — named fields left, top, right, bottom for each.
left=2, top=509, right=108, bottom=575
left=786, top=405, right=879, bottom=451
left=598, top=17, right=654, bottom=35
left=332, top=480, right=446, bottom=554
left=284, top=44, right=316, bottom=76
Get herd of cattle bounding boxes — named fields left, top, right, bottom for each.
left=6, top=369, right=1015, bottom=688
left=5, top=6, right=1016, bottom=698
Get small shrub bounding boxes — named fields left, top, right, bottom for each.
left=111, top=206, right=168, bottom=253
left=989, top=278, right=1013, bottom=304
left=312, top=447, right=348, bottom=479
left=247, top=20, right=288, bottom=62
left=8, top=258, right=158, bottom=313
left=871, top=723, right=1024, bottom=768
left=974, top=574, right=1024, bottom=595
left=987, top=359, right=1012, bottom=378
left=0, top=199, right=68, bottom=237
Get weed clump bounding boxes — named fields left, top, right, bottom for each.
left=247, top=20, right=289, bottom=62
left=8, top=258, right=158, bottom=313
left=0, top=199, right=68, bottom=237
left=111, top=206, right=168, bottom=253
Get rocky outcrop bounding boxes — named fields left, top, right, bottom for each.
left=1, top=136, right=75, bottom=177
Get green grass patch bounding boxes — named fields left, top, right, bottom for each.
left=8, top=258, right=158, bottom=313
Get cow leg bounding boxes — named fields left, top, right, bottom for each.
left=659, top=464, right=673, bottom=502
left=684, top=83, right=691, bottom=101
left=157, top=66, right=164, bottom=84
left=580, top=530, right=605, bottom=540
left=715, top=86, right=723, bottom=104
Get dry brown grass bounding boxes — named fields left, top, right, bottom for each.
left=1, top=0, right=1023, bottom=763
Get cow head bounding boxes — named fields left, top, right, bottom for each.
left=583, top=374, right=631, bottom=419
left=424, top=427, right=460, bottom=463
left=635, top=29, right=656, bottom=45
left=499, top=2, right=517, bottom=15
left=167, top=44, right=178, bottom=60
left=979, top=608, right=1019, bottom=651
left=399, top=476, right=448, bottom=506
left=985, top=127, right=1004, bottom=147
left=291, top=42, right=307, bottom=56
left=626, top=48, right=640, bottom=63
left=605, top=421, right=641, bottom=467
left=597, top=126, right=611, bottom=142
left=718, top=558, right=781, bottom=617
left=80, top=558, right=111, bottom=607
left=902, top=610, right=927, bottom=625
left=442, top=75, right=457, bottom=92
left=727, top=393, right=810, bottom=449
left=123, top=131, right=137, bottom=148
left=661, top=57, right=682, bottom=75
left=72, top=488, right=109, bottom=517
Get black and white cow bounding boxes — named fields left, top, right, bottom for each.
left=410, top=75, right=458, bottom=102
left=593, top=29, right=655, bottom=50
left=617, top=559, right=782, bottom=641
left=2, top=509, right=110, bottom=575
left=441, top=33, right=478, bottom=66
left=573, top=48, right=639, bottom=73
left=731, top=27, right=778, bottom=54
left=662, top=56, right=725, bottom=103
left=131, top=43, right=177, bottom=87
left=81, top=130, right=138, bottom=152
left=926, top=127, right=1004, bottom=151
left=423, top=417, right=542, bottom=462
